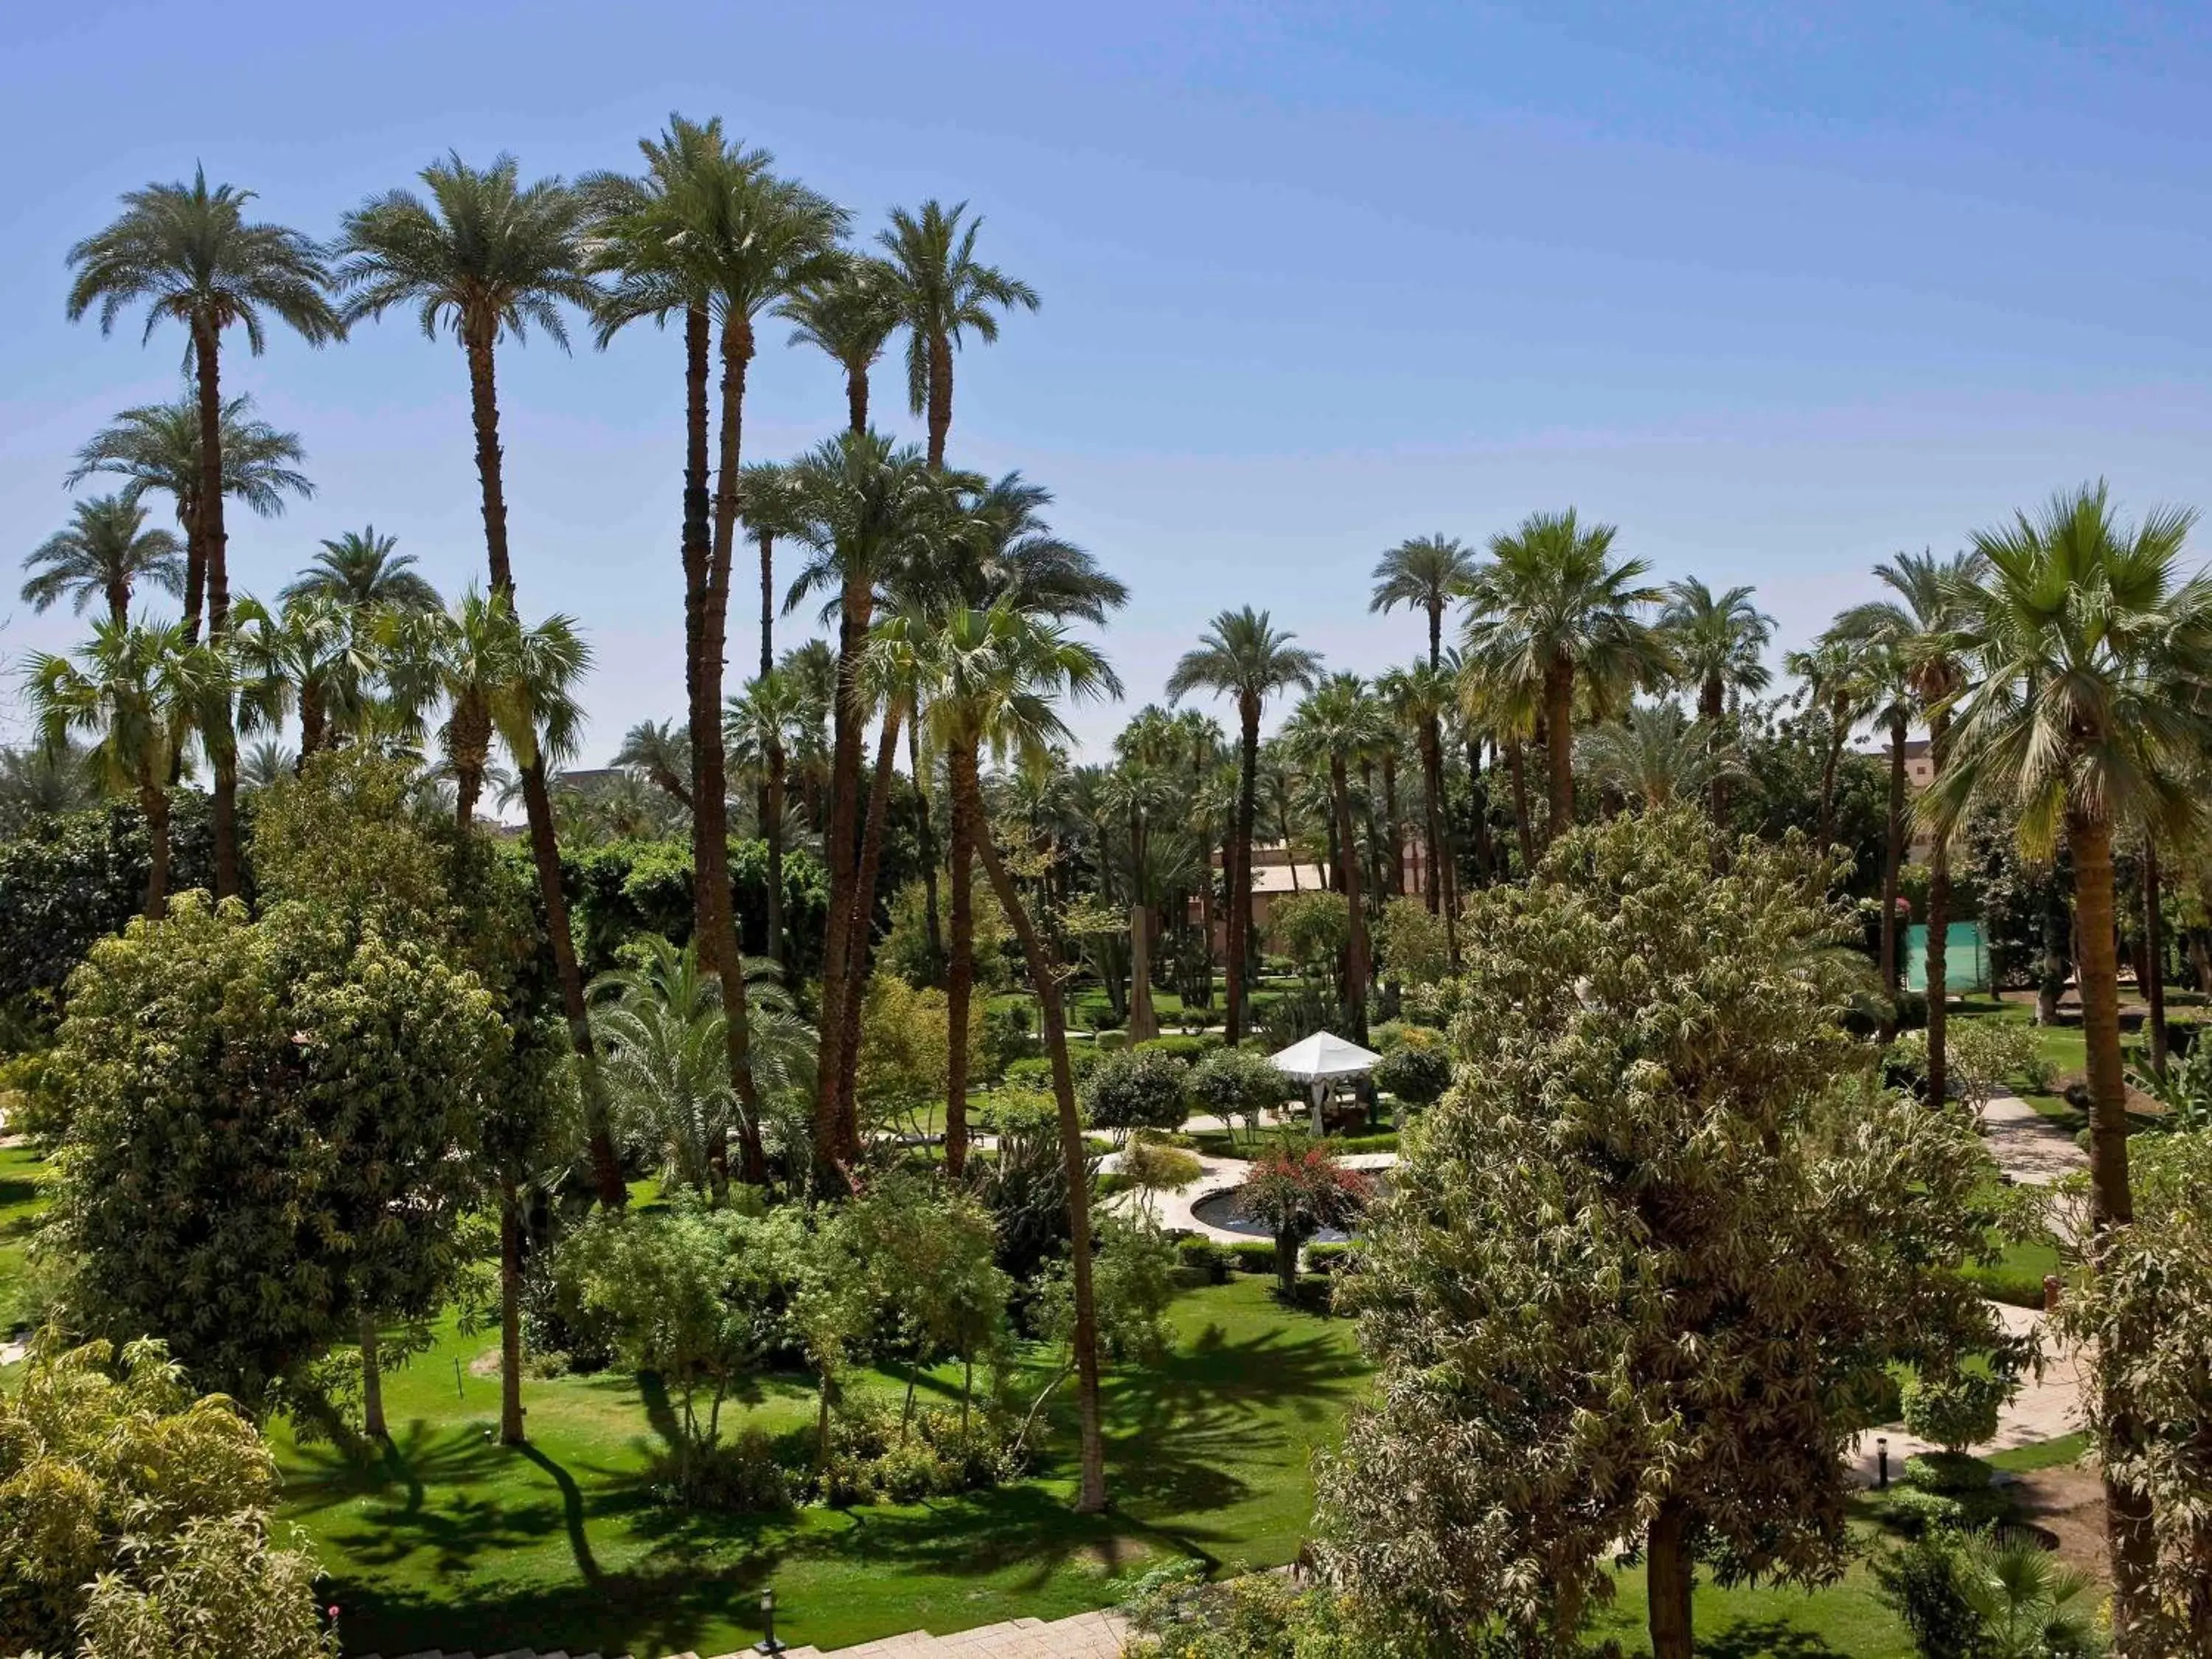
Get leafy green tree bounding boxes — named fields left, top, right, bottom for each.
left=21, top=494, right=184, bottom=626
left=1785, top=633, right=1881, bottom=855
left=1377, top=660, right=1460, bottom=953
left=1188, top=1046, right=1291, bottom=1144
left=25, top=619, right=220, bottom=917
left=1015, top=1215, right=1175, bottom=1457
left=1168, top=609, right=1321, bottom=1046
left=853, top=971, right=985, bottom=1144
left=66, top=167, right=339, bottom=903
left=591, top=936, right=740, bottom=1202
left=67, top=392, right=313, bottom=642
left=1233, top=1139, right=1371, bottom=1293
left=875, top=198, right=1040, bottom=469
left=0, top=1335, right=333, bottom=1659
left=1317, top=809, right=1997, bottom=1658
left=1374, top=894, right=1450, bottom=991
left=1927, top=483, right=2212, bottom=1629
left=844, top=1175, right=1012, bottom=1434
left=1462, top=509, right=1669, bottom=839
left=1373, top=1025, right=1452, bottom=1109
left=279, top=525, right=440, bottom=613
left=1082, top=1047, right=1191, bottom=1141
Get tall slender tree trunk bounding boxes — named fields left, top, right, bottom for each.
left=2143, top=836, right=2168, bottom=1079
left=2067, top=810, right=2157, bottom=1625
left=813, top=601, right=871, bottom=1174
left=846, top=365, right=868, bottom=436
left=1465, top=733, right=1492, bottom=886
left=1543, top=661, right=1575, bottom=841
left=1924, top=707, right=1952, bottom=1103
left=758, top=529, right=776, bottom=681
left=499, top=1176, right=526, bottom=1445
left=180, top=484, right=206, bottom=647
left=1508, top=740, right=1535, bottom=874
left=699, top=316, right=768, bottom=1185
left=681, top=307, right=712, bottom=925
left=1333, top=759, right=1369, bottom=1040
left=1881, top=717, right=1906, bottom=998
left=138, top=773, right=170, bottom=919
left=1381, top=751, right=1403, bottom=897
left=926, top=330, right=953, bottom=470
left=1646, top=1500, right=1695, bottom=1659
left=465, top=314, right=628, bottom=1206
left=765, top=741, right=786, bottom=968
left=1701, top=675, right=1730, bottom=826
left=1128, top=894, right=1159, bottom=1041
left=911, top=720, right=945, bottom=978
left=105, top=580, right=129, bottom=628
left=945, top=741, right=981, bottom=1177
left=2038, top=875, right=2069, bottom=1026
left=1816, top=712, right=1845, bottom=853
left=973, top=827, right=1106, bottom=1514
left=360, top=1312, right=386, bottom=1440
left=1226, top=700, right=1260, bottom=1046
left=832, top=707, right=905, bottom=1159
left=193, top=316, right=240, bottom=902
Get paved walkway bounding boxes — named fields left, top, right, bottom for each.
left=1980, top=1092, right=2089, bottom=1186
left=363, top=1609, right=1127, bottom=1659
left=1128, top=1144, right=1397, bottom=1246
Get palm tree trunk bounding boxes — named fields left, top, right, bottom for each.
left=846, top=366, right=868, bottom=436
left=1816, top=713, right=1844, bottom=852
left=945, top=741, right=981, bottom=1178
left=1543, top=661, right=1575, bottom=840
left=2143, top=836, right=2168, bottom=1079
left=926, top=330, right=953, bottom=470
left=1924, top=708, right=1953, bottom=1102
left=1381, top=751, right=1403, bottom=897
left=138, top=772, right=170, bottom=919
left=813, top=592, right=873, bottom=1175
left=519, top=756, right=628, bottom=1206
left=499, top=1175, right=526, bottom=1445
left=464, top=319, right=515, bottom=595
left=299, top=692, right=327, bottom=759
left=1881, top=717, right=1906, bottom=997
left=973, top=824, right=1107, bottom=1514
left=1419, top=726, right=1442, bottom=918
left=832, top=706, right=905, bottom=1161
left=193, top=316, right=241, bottom=903
left=1646, top=1499, right=1695, bottom=1659
left=105, top=580, right=129, bottom=628
left=1508, top=740, right=1535, bottom=874
left=765, top=743, right=786, bottom=968
left=758, top=531, right=776, bottom=681
left=910, top=720, right=945, bottom=980
left=1128, top=894, right=1158, bottom=1041
left=1426, top=604, right=1442, bottom=673
left=1226, top=701, right=1260, bottom=1046
left=1333, top=759, right=1368, bottom=1040
left=700, top=316, right=768, bottom=1185
left=2065, top=810, right=2157, bottom=1622
left=360, top=1311, right=386, bottom=1440
left=681, top=304, right=712, bottom=890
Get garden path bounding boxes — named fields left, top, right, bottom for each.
left=1979, top=1091, right=2088, bottom=1186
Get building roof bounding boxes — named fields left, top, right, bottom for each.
left=1248, top=863, right=1326, bottom=895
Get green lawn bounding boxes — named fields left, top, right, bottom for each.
left=1591, top=1543, right=1913, bottom=1658
left=0, top=1143, right=55, bottom=1335
left=281, top=1274, right=1370, bottom=1657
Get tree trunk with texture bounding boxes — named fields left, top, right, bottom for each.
left=945, top=742, right=981, bottom=1178
left=1881, top=717, right=1907, bottom=998
left=1333, top=759, right=1369, bottom=1040
left=765, top=744, right=786, bottom=968
left=2144, top=837, right=2168, bottom=1079
left=831, top=708, right=905, bottom=1164
left=1543, top=660, right=1575, bottom=841
left=1924, top=711, right=1952, bottom=1103
left=1129, top=895, right=1159, bottom=1041
left=499, top=1177, right=526, bottom=1445
left=2067, top=810, right=2159, bottom=1625
left=195, top=315, right=241, bottom=902
left=360, top=1311, right=386, bottom=1440
left=1646, top=1500, right=1695, bottom=1659
left=1509, top=740, right=1535, bottom=875
left=926, top=330, right=954, bottom=470
left=1381, top=751, right=1403, bottom=897
left=911, top=719, right=945, bottom=981
left=1227, top=700, right=1260, bottom=1046
left=846, top=365, right=868, bottom=436
left=813, top=577, right=874, bottom=1177
left=1817, top=712, right=1844, bottom=853
left=973, top=826, right=1107, bottom=1513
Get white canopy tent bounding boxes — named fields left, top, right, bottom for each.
left=1269, top=1032, right=1382, bottom=1135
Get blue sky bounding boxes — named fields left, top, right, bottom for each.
left=5, top=1, right=2211, bottom=758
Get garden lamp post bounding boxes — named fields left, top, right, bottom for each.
left=757, top=1587, right=786, bottom=1658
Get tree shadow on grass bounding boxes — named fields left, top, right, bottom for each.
left=1700, top=1618, right=1852, bottom=1659
left=282, top=1419, right=508, bottom=1522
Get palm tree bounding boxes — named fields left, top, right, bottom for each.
left=1784, top=634, right=1877, bottom=853
left=1378, top=661, right=1458, bottom=950
left=25, top=619, right=216, bottom=917
left=902, top=603, right=1117, bottom=1509
left=1579, top=700, right=1745, bottom=812
left=740, top=462, right=807, bottom=681
left=230, top=592, right=379, bottom=759
left=1100, top=742, right=1178, bottom=1045
left=875, top=200, right=1040, bottom=469
left=68, top=392, right=313, bottom=640
left=281, top=526, right=441, bottom=613
left=591, top=937, right=740, bottom=1203
left=336, top=153, right=627, bottom=1210
left=1462, top=509, right=1669, bottom=842
left=1924, top=482, right=2212, bottom=1623
left=0, top=740, right=101, bottom=836
left=1284, top=673, right=1386, bottom=1040
left=1166, top=610, right=1321, bottom=1045
left=1660, top=578, right=1773, bottom=824
left=21, top=495, right=184, bottom=625
left=1954, top=1531, right=2101, bottom=1659
left=779, top=253, right=898, bottom=437
left=1832, top=550, right=1983, bottom=1093
left=237, top=739, right=295, bottom=792
left=613, top=718, right=694, bottom=810
left=66, top=167, right=339, bottom=902
left=1369, top=534, right=1477, bottom=670
left=724, top=667, right=812, bottom=968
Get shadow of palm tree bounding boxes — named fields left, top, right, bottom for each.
left=1700, top=1617, right=1853, bottom=1658
left=282, top=1419, right=507, bottom=1520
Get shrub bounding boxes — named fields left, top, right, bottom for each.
left=1874, top=1528, right=1981, bottom=1655
left=1903, top=1450, right=1995, bottom=1495
left=1094, top=1027, right=1130, bottom=1050
left=1374, top=1032, right=1453, bottom=1109
left=1374, top=896, right=1450, bottom=990
left=1228, top=1240, right=1278, bottom=1274
left=1175, top=1239, right=1229, bottom=1283
left=1305, top=1242, right=1359, bottom=1275
left=1332, top=1131, right=1400, bottom=1155
left=1120, top=1139, right=1204, bottom=1206
left=979, top=998, right=1035, bottom=1078
left=647, top=1429, right=790, bottom=1512
left=1902, top=1368, right=2008, bottom=1453
left=1135, top=1033, right=1220, bottom=1062
left=1187, top=1046, right=1290, bottom=1130
left=1879, top=1486, right=1969, bottom=1539
left=1083, top=1048, right=1192, bottom=1137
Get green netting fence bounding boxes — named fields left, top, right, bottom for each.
left=1905, top=922, right=1990, bottom=995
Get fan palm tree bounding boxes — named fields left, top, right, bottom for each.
left=67, top=392, right=312, bottom=640
left=230, top=591, right=380, bottom=759
left=902, top=603, right=1116, bottom=1511
left=1370, top=533, right=1477, bottom=670
left=1784, top=633, right=1879, bottom=853
left=1820, top=618, right=1914, bottom=997
left=875, top=200, right=1040, bottom=469
left=337, top=154, right=629, bottom=1210
left=25, top=619, right=219, bottom=917
left=1284, top=673, right=1387, bottom=1040
left=1579, top=700, right=1746, bottom=812
left=613, top=718, right=694, bottom=810
left=724, top=667, right=813, bottom=968
left=1954, top=1531, right=2100, bottom=1659
left=1924, top=482, right=2212, bottom=1623
left=779, top=252, right=898, bottom=436
left=281, top=526, right=441, bottom=613
left=1166, top=609, right=1321, bottom=1045
left=1660, top=578, right=1773, bottom=824
left=21, top=495, right=184, bottom=625
left=66, top=168, right=339, bottom=902
left=1463, top=509, right=1669, bottom=842
left=1832, top=550, right=1983, bottom=1091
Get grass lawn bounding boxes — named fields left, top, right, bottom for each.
left=1591, top=1539, right=1913, bottom=1658
left=281, top=1274, right=1371, bottom=1658
left=0, top=1142, right=55, bottom=1335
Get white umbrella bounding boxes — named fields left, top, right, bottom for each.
left=1269, top=1032, right=1382, bottom=1133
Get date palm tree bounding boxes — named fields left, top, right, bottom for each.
left=0, top=740, right=101, bottom=836
left=1370, top=533, right=1477, bottom=670
left=724, top=667, right=813, bottom=969
left=336, top=153, right=627, bottom=1208
left=66, top=167, right=339, bottom=901
left=876, top=200, right=1040, bottom=469
left=1660, top=577, right=1773, bottom=824
left=1284, top=673, right=1388, bottom=1040
left=1784, top=633, right=1878, bottom=854
left=281, top=526, right=441, bottom=613
left=1377, top=661, right=1458, bottom=953
left=902, top=602, right=1117, bottom=1511
left=22, top=495, right=184, bottom=625
left=1832, top=550, right=1983, bottom=1093
left=1924, top=481, right=2212, bottom=1625
left=1579, top=700, right=1745, bottom=812
left=779, top=252, right=898, bottom=436
left=740, top=462, right=808, bottom=680
left=1166, top=609, right=1321, bottom=1045
left=613, top=718, right=693, bottom=810
left=1463, top=509, right=1669, bottom=842
left=230, top=591, right=380, bottom=760
left=67, top=392, right=313, bottom=640
left=26, top=619, right=218, bottom=917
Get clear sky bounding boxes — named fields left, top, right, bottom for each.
left=5, top=1, right=2211, bottom=759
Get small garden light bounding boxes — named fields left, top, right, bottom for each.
left=756, top=1587, right=785, bottom=1658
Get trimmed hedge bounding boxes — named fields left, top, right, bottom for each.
left=1228, top=1240, right=1278, bottom=1273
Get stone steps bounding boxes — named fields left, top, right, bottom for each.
left=364, top=1607, right=1126, bottom=1659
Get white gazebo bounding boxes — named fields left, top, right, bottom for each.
left=1269, top=1031, right=1382, bottom=1135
